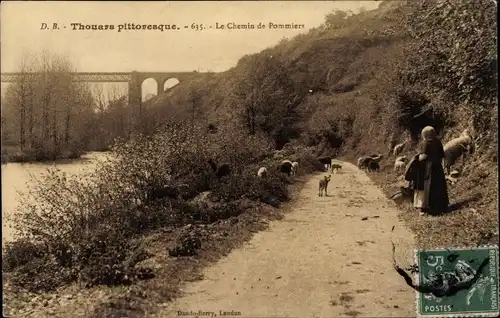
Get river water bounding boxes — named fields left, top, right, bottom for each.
left=1, top=152, right=111, bottom=246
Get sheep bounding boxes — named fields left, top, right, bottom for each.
left=367, top=160, right=380, bottom=172
left=393, top=140, right=408, bottom=157
left=443, top=135, right=475, bottom=175
left=394, top=160, right=406, bottom=174
left=370, top=154, right=384, bottom=163
left=394, top=155, right=407, bottom=174
left=208, top=159, right=231, bottom=178
left=389, top=186, right=414, bottom=206
left=396, top=155, right=407, bottom=163
left=444, top=169, right=461, bottom=185
left=358, top=154, right=383, bottom=171
left=257, top=167, right=268, bottom=178
left=291, top=161, right=299, bottom=176
left=279, top=160, right=293, bottom=176
left=357, top=156, right=373, bottom=170
left=317, top=156, right=332, bottom=171
left=318, top=175, right=332, bottom=197
left=357, top=156, right=370, bottom=168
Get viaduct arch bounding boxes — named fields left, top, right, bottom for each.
left=0, top=71, right=203, bottom=110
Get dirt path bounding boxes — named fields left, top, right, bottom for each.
left=158, top=161, right=417, bottom=318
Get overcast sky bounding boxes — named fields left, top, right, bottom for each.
left=1, top=1, right=381, bottom=98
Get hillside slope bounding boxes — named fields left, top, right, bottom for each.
left=149, top=0, right=498, bottom=246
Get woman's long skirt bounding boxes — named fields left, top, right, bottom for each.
left=413, top=161, right=450, bottom=213
left=413, top=161, right=432, bottom=209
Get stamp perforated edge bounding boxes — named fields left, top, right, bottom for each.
left=414, top=245, right=500, bottom=318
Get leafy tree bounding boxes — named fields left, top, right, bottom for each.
left=323, top=10, right=351, bottom=30
left=232, top=54, right=302, bottom=148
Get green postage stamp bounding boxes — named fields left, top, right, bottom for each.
left=415, top=246, right=499, bottom=317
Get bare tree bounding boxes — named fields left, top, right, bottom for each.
left=40, top=50, right=52, bottom=145
left=187, top=87, right=202, bottom=130
left=2, top=49, right=138, bottom=161
left=13, top=51, right=38, bottom=151
left=107, top=84, right=129, bottom=139
left=2, top=50, right=98, bottom=161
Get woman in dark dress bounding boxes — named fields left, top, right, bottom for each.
left=413, top=126, right=450, bottom=215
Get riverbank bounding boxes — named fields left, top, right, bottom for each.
left=1, top=145, right=84, bottom=164
left=1, top=151, right=111, bottom=247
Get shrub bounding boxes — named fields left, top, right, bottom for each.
left=9, top=256, right=77, bottom=293
left=210, top=168, right=288, bottom=206
left=2, top=239, right=45, bottom=272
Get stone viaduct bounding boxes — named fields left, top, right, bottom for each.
left=0, top=71, right=204, bottom=110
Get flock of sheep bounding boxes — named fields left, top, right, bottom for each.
left=333, top=127, right=478, bottom=188
left=207, top=125, right=475, bottom=184
left=149, top=127, right=476, bottom=202
left=257, top=153, right=347, bottom=181
left=208, top=127, right=476, bottom=197
left=255, top=128, right=477, bottom=210
left=269, top=157, right=338, bottom=197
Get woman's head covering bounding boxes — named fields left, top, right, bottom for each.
left=421, top=126, right=436, bottom=141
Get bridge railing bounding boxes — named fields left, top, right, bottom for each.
left=0, top=72, right=132, bottom=83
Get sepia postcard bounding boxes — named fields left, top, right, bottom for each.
left=1, top=1, right=498, bottom=317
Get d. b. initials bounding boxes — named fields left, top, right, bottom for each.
left=40, top=23, right=59, bottom=30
